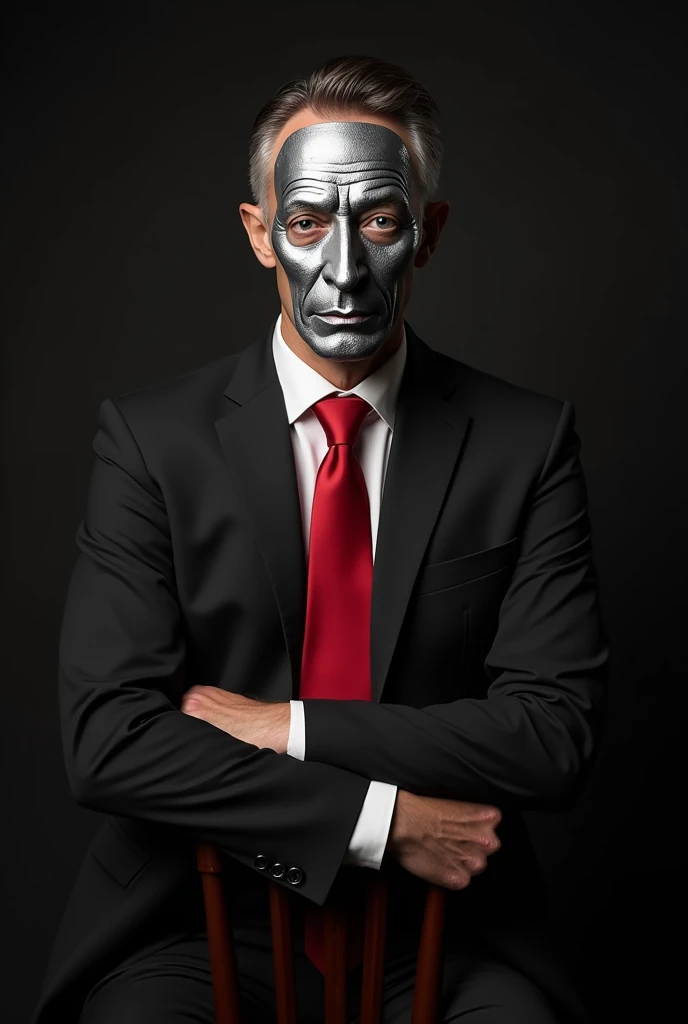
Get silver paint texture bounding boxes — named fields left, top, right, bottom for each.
left=271, top=122, right=420, bottom=360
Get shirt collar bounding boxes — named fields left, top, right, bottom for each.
left=271, top=313, right=407, bottom=430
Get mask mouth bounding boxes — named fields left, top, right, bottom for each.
left=313, top=309, right=374, bottom=325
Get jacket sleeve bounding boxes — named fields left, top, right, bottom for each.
left=58, top=397, right=370, bottom=905
left=302, top=401, right=610, bottom=812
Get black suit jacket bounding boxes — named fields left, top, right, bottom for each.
left=33, top=323, right=608, bottom=1023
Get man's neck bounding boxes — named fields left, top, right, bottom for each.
left=279, top=308, right=403, bottom=391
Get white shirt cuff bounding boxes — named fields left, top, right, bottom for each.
left=287, top=699, right=306, bottom=759
left=341, top=780, right=398, bottom=870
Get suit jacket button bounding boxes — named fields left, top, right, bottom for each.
left=286, top=866, right=304, bottom=886
left=254, top=854, right=268, bottom=871
left=270, top=862, right=286, bottom=879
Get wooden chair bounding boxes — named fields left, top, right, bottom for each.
left=196, top=842, right=446, bottom=1024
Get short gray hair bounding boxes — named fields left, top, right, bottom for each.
left=248, top=55, right=443, bottom=222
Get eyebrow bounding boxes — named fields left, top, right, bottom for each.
left=352, top=183, right=411, bottom=208
left=280, top=180, right=412, bottom=218
left=280, top=181, right=339, bottom=215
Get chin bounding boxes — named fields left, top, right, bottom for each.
left=304, top=332, right=388, bottom=361
left=298, top=316, right=392, bottom=361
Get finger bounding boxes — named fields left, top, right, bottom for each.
left=446, top=864, right=471, bottom=890
left=440, top=839, right=489, bottom=864
left=444, top=834, right=500, bottom=857
left=478, top=806, right=502, bottom=825
left=442, top=813, right=501, bottom=837
left=442, top=822, right=499, bottom=848
left=460, top=851, right=489, bottom=874
left=183, top=705, right=220, bottom=727
left=182, top=705, right=205, bottom=719
left=452, top=803, right=502, bottom=827
left=461, top=831, right=501, bottom=854
left=186, top=685, right=231, bottom=703
left=469, top=830, right=501, bottom=852
left=457, top=840, right=494, bottom=860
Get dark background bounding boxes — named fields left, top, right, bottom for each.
left=2, top=1, right=685, bottom=1021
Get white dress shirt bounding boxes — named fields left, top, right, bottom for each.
left=271, top=314, right=402, bottom=870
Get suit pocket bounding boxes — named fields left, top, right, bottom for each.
left=416, top=536, right=520, bottom=597
left=90, top=817, right=150, bottom=889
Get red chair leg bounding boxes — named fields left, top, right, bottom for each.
left=411, top=884, right=446, bottom=1024
left=324, top=900, right=348, bottom=1024
left=360, top=872, right=388, bottom=1024
left=196, top=843, right=242, bottom=1024
left=269, top=881, right=298, bottom=1024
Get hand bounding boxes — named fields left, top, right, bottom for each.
left=386, top=789, right=502, bottom=891
left=181, top=685, right=290, bottom=755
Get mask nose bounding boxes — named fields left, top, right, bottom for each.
left=321, top=217, right=367, bottom=292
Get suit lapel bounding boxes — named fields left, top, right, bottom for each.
left=214, top=323, right=472, bottom=703
left=370, top=325, right=471, bottom=702
left=215, top=328, right=308, bottom=692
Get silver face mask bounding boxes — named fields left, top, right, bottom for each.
left=271, top=121, right=420, bottom=360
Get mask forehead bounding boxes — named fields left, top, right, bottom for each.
left=273, top=121, right=414, bottom=202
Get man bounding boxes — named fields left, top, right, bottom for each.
left=33, top=56, right=608, bottom=1024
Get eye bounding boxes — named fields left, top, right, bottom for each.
left=361, top=213, right=401, bottom=240
left=285, top=215, right=327, bottom=246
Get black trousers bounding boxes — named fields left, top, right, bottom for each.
left=77, top=883, right=561, bottom=1024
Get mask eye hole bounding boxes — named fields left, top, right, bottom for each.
left=286, top=216, right=328, bottom=246
left=360, top=212, right=402, bottom=242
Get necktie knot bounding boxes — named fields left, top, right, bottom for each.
left=312, top=394, right=370, bottom=448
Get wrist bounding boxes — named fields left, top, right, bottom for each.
left=387, top=788, right=413, bottom=852
left=274, top=701, right=291, bottom=754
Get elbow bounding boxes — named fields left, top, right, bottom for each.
left=65, top=746, right=117, bottom=814
left=70, top=772, right=121, bottom=816
left=518, top=687, right=603, bottom=810
left=61, top=705, right=148, bottom=812
left=66, top=759, right=102, bottom=810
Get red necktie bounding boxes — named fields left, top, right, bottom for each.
left=299, top=395, right=373, bottom=975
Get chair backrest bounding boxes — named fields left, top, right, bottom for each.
left=196, top=842, right=446, bottom=1024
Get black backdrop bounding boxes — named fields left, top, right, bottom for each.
left=2, top=2, right=685, bottom=1021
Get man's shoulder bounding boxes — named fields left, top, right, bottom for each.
left=115, top=350, right=241, bottom=408
left=105, top=345, right=251, bottom=439
left=421, top=337, right=567, bottom=428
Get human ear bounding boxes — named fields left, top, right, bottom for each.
left=414, top=200, right=450, bottom=268
left=239, top=203, right=276, bottom=268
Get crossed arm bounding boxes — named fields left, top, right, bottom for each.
left=181, top=689, right=397, bottom=868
